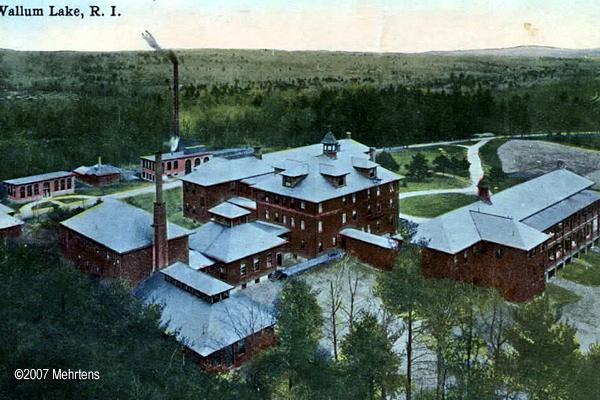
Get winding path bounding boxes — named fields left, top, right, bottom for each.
left=398, top=138, right=492, bottom=223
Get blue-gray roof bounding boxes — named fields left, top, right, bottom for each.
left=226, top=196, right=257, bottom=210
left=415, top=170, right=596, bottom=254
left=4, top=171, right=72, bottom=186
left=74, top=163, right=121, bottom=176
left=189, top=221, right=287, bottom=263
left=161, top=262, right=233, bottom=296
left=340, top=228, right=399, bottom=250
left=60, top=199, right=189, bottom=254
left=136, top=273, right=276, bottom=357
left=209, top=202, right=251, bottom=219
left=0, top=203, right=14, bottom=215
left=522, top=190, right=600, bottom=231
left=0, top=211, right=24, bottom=230
left=188, top=250, right=216, bottom=270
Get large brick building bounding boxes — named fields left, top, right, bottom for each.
left=59, top=198, right=190, bottom=286
left=181, top=132, right=401, bottom=257
left=0, top=209, right=24, bottom=237
left=413, top=169, right=600, bottom=302
left=4, top=171, right=74, bottom=203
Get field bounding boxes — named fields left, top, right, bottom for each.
left=400, top=193, right=477, bottom=218
left=391, top=145, right=467, bottom=174
left=558, top=252, right=600, bottom=286
left=398, top=175, right=470, bottom=193
left=123, top=187, right=201, bottom=229
left=545, top=283, right=582, bottom=310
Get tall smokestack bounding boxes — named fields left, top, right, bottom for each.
left=169, top=51, right=180, bottom=140
left=153, top=152, right=169, bottom=271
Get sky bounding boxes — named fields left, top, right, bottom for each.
left=1, top=0, right=600, bottom=52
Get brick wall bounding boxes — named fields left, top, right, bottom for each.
left=183, top=181, right=239, bottom=220
left=75, top=173, right=120, bottom=186
left=6, top=175, right=75, bottom=203
left=341, top=235, right=399, bottom=270
left=0, top=225, right=22, bottom=238
left=59, top=226, right=189, bottom=287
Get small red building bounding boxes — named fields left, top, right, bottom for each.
left=414, top=169, right=600, bottom=302
left=74, top=158, right=121, bottom=186
left=4, top=171, right=74, bottom=203
left=140, top=146, right=212, bottom=182
left=340, top=228, right=400, bottom=270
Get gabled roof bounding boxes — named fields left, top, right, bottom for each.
left=188, top=221, right=287, bottom=264
left=189, top=250, right=216, bottom=270
left=4, top=171, right=72, bottom=186
left=340, top=228, right=399, bottom=250
left=414, top=170, right=598, bottom=254
left=209, top=202, right=251, bottom=219
left=161, top=262, right=233, bottom=296
left=136, top=273, right=276, bottom=357
left=74, top=163, right=121, bottom=177
left=351, top=157, right=378, bottom=169
left=281, top=163, right=309, bottom=178
left=522, top=190, right=600, bottom=231
left=0, top=211, right=24, bottom=230
left=319, top=163, right=351, bottom=177
left=60, top=199, right=189, bottom=254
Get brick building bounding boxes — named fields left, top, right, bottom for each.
left=181, top=132, right=401, bottom=257
left=140, top=146, right=213, bottom=182
left=188, top=202, right=289, bottom=287
left=413, top=169, right=600, bottom=302
left=4, top=171, right=74, bottom=203
left=0, top=210, right=24, bottom=237
left=340, top=228, right=400, bottom=270
left=59, top=199, right=190, bottom=286
left=73, top=158, right=121, bottom=186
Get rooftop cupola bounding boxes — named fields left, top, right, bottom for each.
left=321, top=129, right=340, bottom=158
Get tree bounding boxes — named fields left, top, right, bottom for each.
left=375, top=244, right=426, bottom=400
left=405, top=153, right=430, bottom=182
left=339, top=313, right=402, bottom=400
left=433, top=154, right=451, bottom=175
left=375, top=151, right=400, bottom=172
left=504, top=297, right=581, bottom=400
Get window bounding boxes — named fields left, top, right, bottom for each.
left=318, top=221, right=323, bottom=233
left=342, top=213, right=347, bottom=224
left=352, top=210, right=357, bottom=221
left=389, top=183, right=394, bottom=192
left=495, top=248, right=503, bottom=259
left=240, top=263, right=247, bottom=277
left=20, top=187, right=25, bottom=198
left=318, top=203, right=323, bottom=213
left=60, top=179, right=65, bottom=190
left=352, top=193, right=356, bottom=203
left=167, top=161, right=172, bottom=170
left=367, top=225, right=371, bottom=233
left=301, top=220, right=305, bottom=230
left=267, top=254, right=273, bottom=268
left=174, top=160, right=179, bottom=169
left=253, top=258, right=260, bottom=271
left=283, top=215, right=287, bottom=225
left=66, top=178, right=72, bottom=189
left=291, top=217, right=295, bottom=228
left=275, top=212, right=280, bottom=222
left=301, top=201, right=306, bottom=210
left=300, top=240, right=305, bottom=249
left=54, top=180, right=59, bottom=191
left=332, top=236, right=337, bottom=246
left=342, top=196, right=347, bottom=205
left=34, top=185, right=39, bottom=195
left=27, top=185, right=32, bottom=197
left=377, top=187, right=381, bottom=196
left=318, top=242, right=323, bottom=252
left=265, top=210, right=270, bottom=220
left=389, top=198, right=393, bottom=208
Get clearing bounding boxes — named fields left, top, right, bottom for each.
left=400, top=193, right=477, bottom=218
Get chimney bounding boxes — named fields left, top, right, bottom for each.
left=556, top=160, right=565, bottom=169
left=253, top=146, right=263, bottom=159
left=152, top=152, right=169, bottom=272
left=97, top=156, right=102, bottom=166
left=346, top=132, right=352, bottom=140
left=172, top=56, right=179, bottom=139
left=477, top=176, right=491, bottom=204
left=368, top=147, right=376, bottom=161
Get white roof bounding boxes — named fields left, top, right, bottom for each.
left=74, top=163, right=120, bottom=176
left=4, top=171, right=72, bottom=186
left=522, top=190, right=600, bottom=231
left=226, top=197, right=257, bottom=211
left=319, top=163, right=351, bottom=177
left=161, top=262, right=233, bottom=296
left=340, top=228, right=399, bottom=249
left=0, top=211, right=24, bottom=230
left=0, top=203, right=14, bottom=214
left=208, top=202, right=251, bottom=219
left=415, top=170, right=596, bottom=254
left=136, top=273, right=276, bottom=357
left=60, top=199, right=189, bottom=254
left=189, top=221, right=287, bottom=263
left=351, top=157, right=378, bottom=169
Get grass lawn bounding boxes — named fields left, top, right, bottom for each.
left=479, top=139, right=524, bottom=192
left=400, top=193, right=477, bottom=218
left=398, top=174, right=470, bottom=193
left=78, top=180, right=151, bottom=196
left=557, top=252, right=600, bottom=286
left=31, top=201, right=57, bottom=211
left=54, top=196, right=90, bottom=204
left=123, top=187, right=202, bottom=230
left=391, top=145, right=467, bottom=175
left=545, top=283, right=582, bottom=310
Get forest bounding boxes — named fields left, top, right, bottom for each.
left=2, top=49, right=600, bottom=181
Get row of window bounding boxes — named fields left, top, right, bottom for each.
left=141, top=157, right=209, bottom=171
left=240, top=254, right=274, bottom=277
left=13, top=178, right=72, bottom=198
